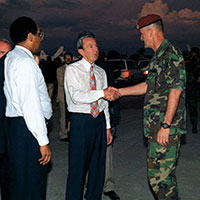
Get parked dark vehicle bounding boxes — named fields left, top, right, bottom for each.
left=137, top=59, right=150, bottom=80
left=105, top=59, right=143, bottom=86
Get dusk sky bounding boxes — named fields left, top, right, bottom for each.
left=0, top=0, right=200, bottom=56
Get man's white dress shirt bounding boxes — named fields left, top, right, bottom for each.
left=64, top=58, right=111, bottom=129
left=4, top=45, right=52, bottom=146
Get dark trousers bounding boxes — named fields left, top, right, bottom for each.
left=66, top=112, right=107, bottom=200
left=0, top=153, right=9, bottom=200
left=6, top=117, right=49, bottom=200
left=0, top=116, right=9, bottom=200
left=0, top=117, right=6, bottom=154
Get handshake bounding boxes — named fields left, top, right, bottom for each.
left=103, top=87, right=121, bottom=101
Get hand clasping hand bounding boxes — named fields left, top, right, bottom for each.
left=103, top=87, right=121, bottom=101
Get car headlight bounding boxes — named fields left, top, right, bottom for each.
left=143, top=70, right=148, bottom=75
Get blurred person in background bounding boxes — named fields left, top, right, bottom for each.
left=96, top=52, right=120, bottom=200
left=56, top=52, right=73, bottom=141
left=0, top=38, right=11, bottom=200
left=185, top=47, right=200, bottom=134
left=43, top=55, right=57, bottom=98
left=0, top=39, right=11, bottom=58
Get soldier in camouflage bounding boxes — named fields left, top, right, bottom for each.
left=119, top=14, right=186, bottom=200
left=185, top=47, right=200, bottom=133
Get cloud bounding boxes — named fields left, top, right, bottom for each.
left=139, top=0, right=200, bottom=25
left=167, top=8, right=200, bottom=25
left=139, top=0, right=168, bottom=19
left=119, top=19, right=137, bottom=26
left=0, top=0, right=199, bottom=54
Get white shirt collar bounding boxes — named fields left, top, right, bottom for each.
left=81, top=58, right=94, bottom=71
left=15, top=45, right=34, bottom=58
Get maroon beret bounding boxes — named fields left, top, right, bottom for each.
left=137, top=14, right=162, bottom=29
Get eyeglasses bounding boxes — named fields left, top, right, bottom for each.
left=37, top=32, right=44, bottom=40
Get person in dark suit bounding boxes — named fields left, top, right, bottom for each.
left=96, top=53, right=120, bottom=200
left=4, top=17, right=52, bottom=200
left=0, top=39, right=11, bottom=200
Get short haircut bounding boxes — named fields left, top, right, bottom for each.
left=64, top=52, right=73, bottom=59
left=10, top=16, right=38, bottom=44
left=152, top=20, right=164, bottom=32
left=77, top=31, right=95, bottom=50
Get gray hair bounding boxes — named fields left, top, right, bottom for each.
left=77, top=31, right=95, bottom=50
left=152, top=20, right=164, bottom=32
left=0, top=38, right=12, bottom=47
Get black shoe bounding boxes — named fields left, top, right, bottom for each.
left=104, top=191, right=120, bottom=200
left=192, top=127, right=198, bottom=134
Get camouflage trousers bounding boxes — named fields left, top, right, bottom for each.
left=147, top=135, right=181, bottom=200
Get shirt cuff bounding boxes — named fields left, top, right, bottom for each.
left=106, top=122, right=111, bottom=129
left=37, top=135, right=49, bottom=146
left=97, top=90, right=104, bottom=99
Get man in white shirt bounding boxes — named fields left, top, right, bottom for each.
left=4, top=16, right=52, bottom=200
left=65, top=31, right=120, bottom=200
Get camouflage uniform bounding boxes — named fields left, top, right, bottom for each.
left=185, top=56, right=200, bottom=132
left=144, top=39, right=186, bottom=200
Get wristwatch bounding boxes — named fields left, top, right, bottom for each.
left=160, top=122, right=171, bottom=129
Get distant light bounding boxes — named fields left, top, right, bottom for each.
left=124, top=71, right=129, bottom=78
left=143, top=70, right=148, bottom=75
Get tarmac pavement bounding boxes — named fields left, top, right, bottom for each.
left=46, top=95, right=200, bottom=200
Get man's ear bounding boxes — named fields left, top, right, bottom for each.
left=78, top=49, right=84, bottom=57
left=27, top=32, right=34, bottom=42
left=149, top=29, right=153, bottom=38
